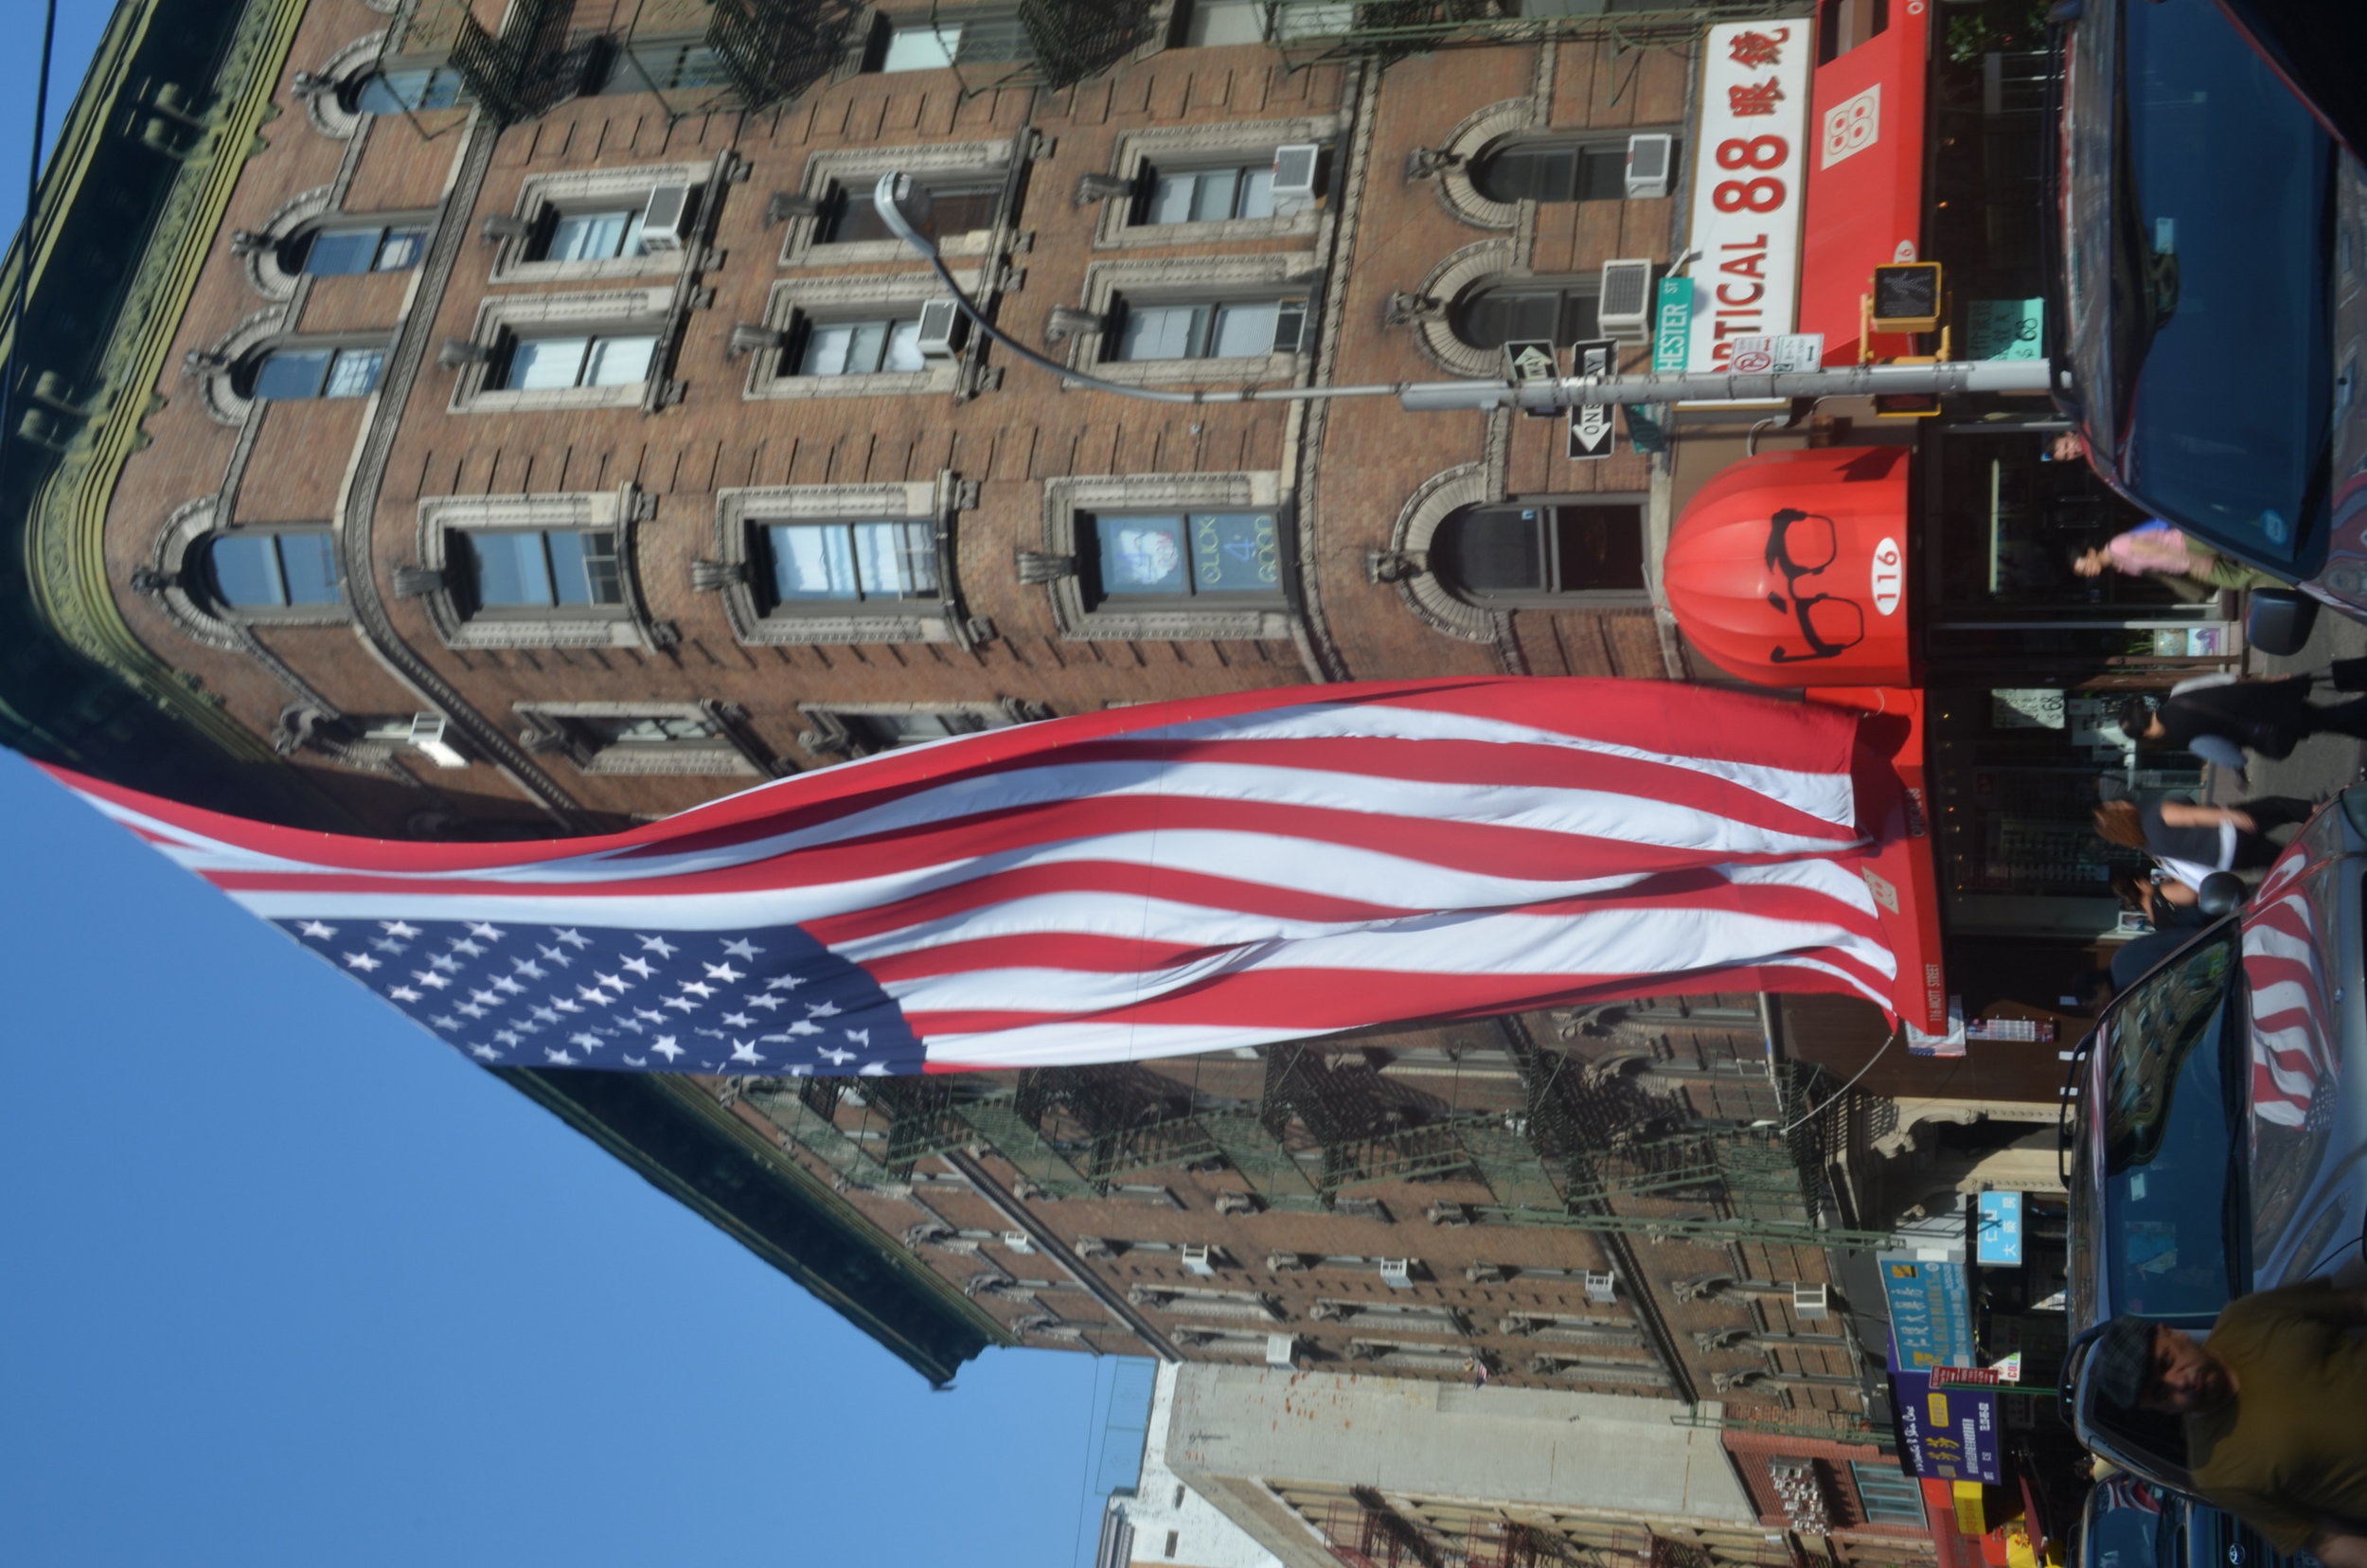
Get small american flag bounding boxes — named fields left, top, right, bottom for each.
left=48, top=678, right=1901, bottom=1077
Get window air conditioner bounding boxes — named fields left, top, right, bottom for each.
left=1625, top=133, right=1673, bottom=200
left=1270, top=142, right=1323, bottom=215
left=638, top=183, right=694, bottom=253
left=1265, top=1332, right=1298, bottom=1368
left=406, top=713, right=470, bottom=770
left=1584, top=1269, right=1618, bottom=1304
left=1181, top=1244, right=1218, bottom=1277
left=1597, top=259, right=1655, bottom=342
left=1001, top=1229, right=1035, bottom=1255
left=1379, top=1257, right=1414, bottom=1289
left=915, top=296, right=970, bottom=361
left=1793, top=1283, right=1829, bottom=1322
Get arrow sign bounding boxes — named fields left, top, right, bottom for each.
left=1504, top=339, right=1558, bottom=418
left=1568, top=337, right=1617, bottom=459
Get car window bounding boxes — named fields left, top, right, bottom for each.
left=2100, top=927, right=2241, bottom=1316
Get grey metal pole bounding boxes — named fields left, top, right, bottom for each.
left=1400, top=358, right=2062, bottom=412
left=873, top=172, right=2063, bottom=414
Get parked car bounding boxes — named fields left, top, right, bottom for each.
left=2059, top=792, right=2367, bottom=1494
left=2079, top=1474, right=2301, bottom=1568
left=2056, top=0, right=2367, bottom=645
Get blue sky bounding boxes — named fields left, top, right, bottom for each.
left=0, top=7, right=1133, bottom=1563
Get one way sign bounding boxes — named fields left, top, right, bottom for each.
left=1567, top=337, right=1617, bottom=459
left=1503, top=339, right=1558, bottom=417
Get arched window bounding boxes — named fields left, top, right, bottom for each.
left=344, top=64, right=471, bottom=116
left=243, top=343, right=386, bottom=401
left=205, top=529, right=343, bottom=610
left=1452, top=282, right=1597, bottom=352
left=279, top=221, right=428, bottom=276
left=1433, top=500, right=1646, bottom=604
left=1468, top=133, right=1681, bottom=205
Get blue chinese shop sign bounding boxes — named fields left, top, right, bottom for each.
left=1976, top=1190, right=2025, bottom=1267
left=1892, top=1368, right=2004, bottom=1483
left=1878, top=1253, right=1976, bottom=1369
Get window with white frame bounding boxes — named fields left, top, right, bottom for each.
left=415, top=492, right=652, bottom=650
left=246, top=342, right=387, bottom=401
left=875, top=13, right=1033, bottom=71
left=598, top=35, right=733, bottom=95
left=203, top=527, right=344, bottom=611
left=826, top=177, right=1002, bottom=244
left=502, top=331, right=659, bottom=391
left=748, top=274, right=976, bottom=400
left=1070, top=257, right=1316, bottom=383
left=516, top=703, right=757, bottom=776
left=1112, top=297, right=1306, bottom=362
left=451, top=289, right=672, bottom=410
left=1184, top=0, right=1268, bottom=45
left=802, top=705, right=1006, bottom=760
left=1085, top=510, right=1283, bottom=606
left=1141, top=162, right=1276, bottom=224
left=752, top=519, right=940, bottom=612
left=1089, top=121, right=1335, bottom=248
left=1037, top=472, right=1294, bottom=643
left=792, top=316, right=924, bottom=377
left=711, top=480, right=957, bottom=644
left=452, top=526, right=625, bottom=616
left=489, top=166, right=703, bottom=282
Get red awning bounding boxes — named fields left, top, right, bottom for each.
left=1798, top=9, right=1932, bottom=365
left=1664, top=446, right=1913, bottom=688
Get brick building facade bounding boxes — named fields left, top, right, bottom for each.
left=1, top=4, right=2038, bottom=1560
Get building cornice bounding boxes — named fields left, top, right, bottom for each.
left=19, top=0, right=311, bottom=767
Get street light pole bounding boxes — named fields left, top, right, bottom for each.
left=871, top=173, right=2062, bottom=413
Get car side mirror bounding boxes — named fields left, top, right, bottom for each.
left=2198, top=871, right=2249, bottom=917
left=2246, top=588, right=2318, bottom=657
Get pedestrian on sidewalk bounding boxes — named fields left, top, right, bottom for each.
left=2092, top=795, right=2316, bottom=880
left=2119, top=670, right=2367, bottom=775
left=2087, top=1285, right=2367, bottom=1568
left=2072, top=521, right=2283, bottom=592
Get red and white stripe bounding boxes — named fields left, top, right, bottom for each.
left=2242, top=844, right=2336, bottom=1129
left=48, top=678, right=1901, bottom=1070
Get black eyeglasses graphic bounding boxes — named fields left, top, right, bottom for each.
left=1764, top=508, right=1864, bottom=664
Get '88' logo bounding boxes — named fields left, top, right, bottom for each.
left=1711, top=134, right=1789, bottom=213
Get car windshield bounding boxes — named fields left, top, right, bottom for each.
left=2097, top=926, right=2243, bottom=1317
left=2112, top=0, right=2335, bottom=569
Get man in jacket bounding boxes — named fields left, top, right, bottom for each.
left=2090, top=1284, right=2367, bottom=1566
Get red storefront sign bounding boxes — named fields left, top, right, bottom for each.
left=1798, top=5, right=1933, bottom=365
left=1662, top=447, right=1947, bottom=1034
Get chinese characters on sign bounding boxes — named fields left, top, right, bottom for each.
left=1893, top=1368, right=2005, bottom=1483
left=1684, top=22, right=1813, bottom=378
left=1878, top=1253, right=1977, bottom=1368
left=1976, top=1190, right=2026, bottom=1266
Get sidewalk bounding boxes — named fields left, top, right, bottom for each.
left=2202, top=601, right=2367, bottom=809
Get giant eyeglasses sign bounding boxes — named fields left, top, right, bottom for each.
left=1662, top=446, right=1913, bottom=686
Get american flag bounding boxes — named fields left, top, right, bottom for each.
left=2241, top=837, right=2339, bottom=1129
left=47, top=678, right=1901, bottom=1077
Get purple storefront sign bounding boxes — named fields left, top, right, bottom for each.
left=1890, top=1365, right=2003, bottom=1483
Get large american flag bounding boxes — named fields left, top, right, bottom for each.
left=49, top=679, right=1901, bottom=1077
